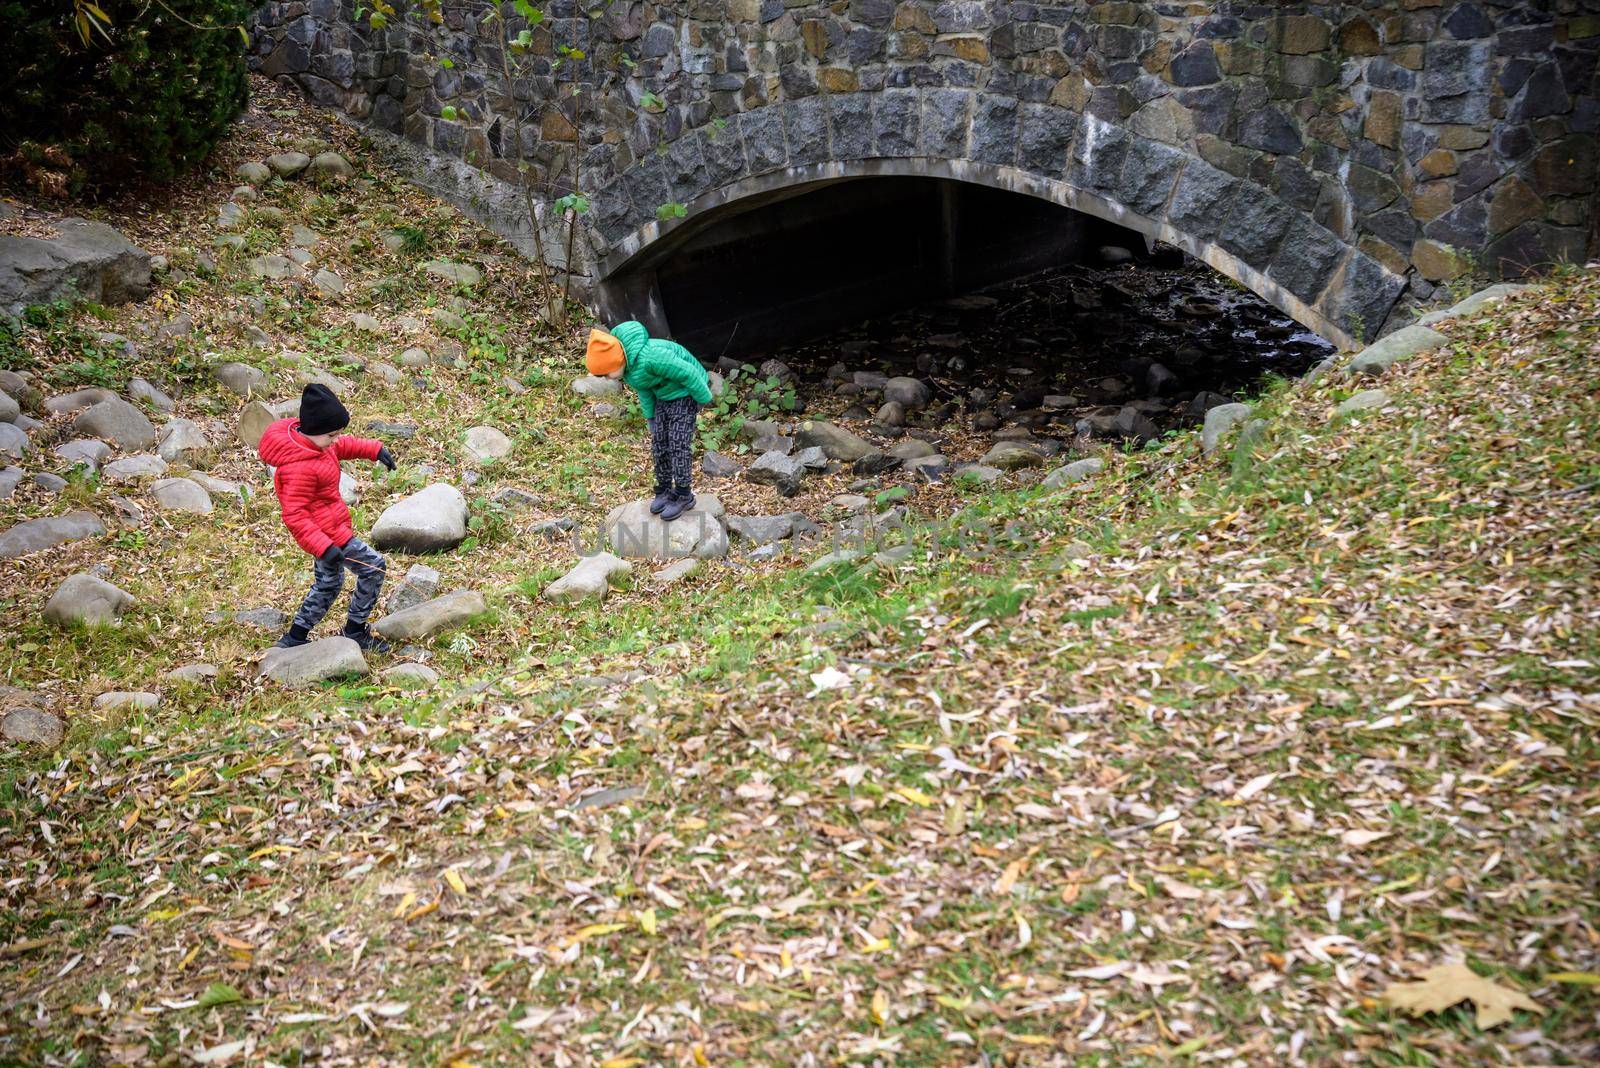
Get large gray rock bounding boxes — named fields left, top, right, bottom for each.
left=422, top=260, right=482, bottom=287
left=0, top=218, right=152, bottom=315
left=369, top=484, right=469, bottom=553
left=0, top=422, right=27, bottom=459
left=372, top=590, right=488, bottom=641
left=381, top=663, right=439, bottom=691
left=1202, top=403, right=1253, bottom=455
left=888, top=438, right=938, bottom=460
left=387, top=563, right=441, bottom=614
left=150, top=477, right=214, bottom=514
left=187, top=471, right=244, bottom=499
left=572, top=375, right=621, bottom=397
left=1336, top=389, right=1390, bottom=416
left=248, top=254, right=306, bottom=281
left=2, top=706, right=65, bottom=748
left=605, top=494, right=728, bottom=560
left=165, top=663, right=219, bottom=684
left=128, top=377, right=175, bottom=413
left=44, top=387, right=116, bottom=414
left=260, top=636, right=369, bottom=688
left=94, top=691, right=159, bottom=712
left=265, top=151, right=311, bottom=178
left=237, top=399, right=297, bottom=448
left=746, top=451, right=807, bottom=496
left=43, top=573, right=134, bottom=626
left=102, top=454, right=168, bottom=483
left=727, top=513, right=801, bottom=543
left=797, top=420, right=876, bottom=462
left=1348, top=324, right=1447, bottom=377
left=0, top=511, right=105, bottom=559
left=883, top=377, right=932, bottom=409
left=543, top=552, right=632, bottom=602
left=0, top=388, right=19, bottom=423
left=463, top=425, right=513, bottom=463
left=54, top=440, right=109, bottom=472
left=215, top=362, right=267, bottom=397
left=1416, top=283, right=1529, bottom=326
left=309, top=151, right=354, bottom=178
left=980, top=441, right=1046, bottom=470
left=157, top=418, right=210, bottom=463
left=1042, top=457, right=1105, bottom=489
left=236, top=161, right=271, bottom=185
left=0, top=466, right=20, bottom=499
left=75, top=397, right=156, bottom=449
left=703, top=451, right=740, bottom=479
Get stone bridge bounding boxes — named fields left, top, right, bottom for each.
left=251, top=1, right=1599, bottom=350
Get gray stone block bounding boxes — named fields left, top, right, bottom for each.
left=1119, top=138, right=1186, bottom=216
left=1327, top=252, right=1406, bottom=346
left=1068, top=115, right=1130, bottom=193
left=1269, top=223, right=1346, bottom=303
left=921, top=89, right=972, bottom=158
left=1218, top=186, right=1296, bottom=268
left=663, top=133, right=712, bottom=205
left=1018, top=104, right=1077, bottom=175
left=873, top=90, right=920, bottom=157
left=785, top=96, right=831, bottom=166
left=697, top=122, right=749, bottom=186
left=969, top=93, right=1019, bottom=165
left=828, top=93, right=874, bottom=159
left=1166, top=160, right=1241, bottom=244
left=739, top=108, right=788, bottom=174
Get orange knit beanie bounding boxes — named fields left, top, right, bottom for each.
left=585, top=329, right=624, bottom=376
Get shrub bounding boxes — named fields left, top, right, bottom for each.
left=0, top=0, right=250, bottom=192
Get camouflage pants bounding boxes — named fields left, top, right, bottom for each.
left=293, top=537, right=387, bottom=631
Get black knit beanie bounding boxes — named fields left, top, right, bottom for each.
left=298, top=383, right=349, bottom=436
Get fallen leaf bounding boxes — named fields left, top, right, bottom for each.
left=196, top=983, right=242, bottom=1009
left=870, top=988, right=889, bottom=1025
left=1234, top=773, right=1276, bottom=800
left=1381, top=963, right=1544, bottom=1029
left=443, top=868, right=468, bottom=896
left=1341, top=829, right=1389, bottom=848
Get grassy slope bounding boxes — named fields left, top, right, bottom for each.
left=3, top=86, right=1599, bottom=1066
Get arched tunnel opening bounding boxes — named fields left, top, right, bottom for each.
left=602, top=176, right=1335, bottom=445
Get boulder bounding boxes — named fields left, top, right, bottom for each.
left=0, top=466, right=20, bottom=498
left=489, top=486, right=539, bottom=510
left=164, top=663, right=219, bottom=684
left=905, top=454, right=950, bottom=480
left=248, top=255, right=306, bottom=281
left=888, top=439, right=938, bottom=460
left=1042, top=457, right=1105, bottom=489
left=1112, top=405, right=1160, bottom=444
left=387, top=563, right=441, bottom=614
left=751, top=433, right=794, bottom=455
left=187, top=471, right=244, bottom=500
left=794, top=446, right=829, bottom=470
left=1202, top=402, right=1253, bottom=455
left=150, top=477, right=214, bottom=514
left=369, top=484, right=469, bottom=553
left=102, top=454, right=168, bottom=483
left=422, top=260, right=482, bottom=287
left=702, top=451, right=740, bottom=479
left=980, top=441, right=1046, bottom=470
left=237, top=399, right=297, bottom=448
left=1185, top=391, right=1233, bottom=419
left=1416, top=282, right=1529, bottom=325
left=32, top=472, right=66, bottom=494
left=43, top=386, right=116, bottom=416
left=312, top=268, right=345, bottom=297
left=309, top=151, right=354, bottom=178
left=572, top=375, right=621, bottom=397
left=381, top=663, right=439, bottom=691
left=157, top=418, right=210, bottom=463
left=875, top=400, right=906, bottom=426
left=94, top=691, right=159, bottom=712
left=952, top=463, right=1004, bottom=484
left=1, top=388, right=23, bottom=423
left=463, top=425, right=513, bottom=463
left=796, top=420, right=876, bottom=462
left=1336, top=389, right=1390, bottom=416
left=543, top=552, right=632, bottom=602
left=746, top=451, right=807, bottom=496
left=806, top=549, right=864, bottom=573
left=236, top=161, right=271, bottom=184
left=0, top=510, right=105, bottom=559
left=1347, top=324, right=1447, bottom=377
left=2, top=706, right=65, bottom=748
left=727, top=513, right=800, bottom=543
left=654, top=557, right=700, bottom=586
left=43, top=573, right=135, bottom=626
left=883, top=377, right=932, bottom=409
left=372, top=590, right=488, bottom=641
left=265, top=151, right=311, bottom=178
left=260, top=636, right=369, bottom=688
left=0, top=422, right=27, bottom=459
left=605, top=494, right=728, bottom=560
left=0, top=218, right=151, bottom=316
left=128, top=377, right=176, bottom=413
left=74, top=397, right=156, bottom=449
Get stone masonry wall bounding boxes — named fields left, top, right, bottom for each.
left=250, top=0, right=1600, bottom=344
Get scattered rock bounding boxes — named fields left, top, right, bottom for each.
left=2, top=706, right=65, bottom=748
left=1348, top=324, right=1447, bottom=377
left=0, top=218, right=152, bottom=316
left=888, top=439, right=938, bottom=460
left=260, top=636, right=369, bottom=687
left=605, top=494, right=728, bottom=560
left=796, top=420, right=875, bottom=462
left=980, top=441, right=1046, bottom=470
left=369, top=484, right=470, bottom=553
left=1042, top=457, right=1105, bottom=489
left=1099, top=245, right=1134, bottom=265
left=312, top=268, right=346, bottom=297
left=228, top=606, right=287, bottom=629
left=727, top=513, right=800, bottom=543
left=44, top=573, right=135, bottom=626
left=543, top=552, right=632, bottom=602
left=884, top=377, right=931, bottom=409
left=654, top=558, right=700, bottom=586
left=0, top=422, right=27, bottom=459
left=421, top=259, right=481, bottom=287
left=794, top=445, right=829, bottom=470
left=1186, top=391, right=1233, bottom=419
left=806, top=549, right=864, bottom=573
left=1112, top=405, right=1161, bottom=444
left=952, top=463, right=1004, bottom=484
left=74, top=397, right=156, bottom=449
left=127, top=377, right=175, bottom=413
left=1202, top=403, right=1253, bottom=455
left=398, top=346, right=431, bottom=368
left=94, top=691, right=159, bottom=712
left=387, top=563, right=442, bottom=614
left=572, top=375, right=621, bottom=397
left=102, top=454, right=168, bottom=483
left=463, top=425, right=513, bottom=463
left=831, top=493, right=870, bottom=512
left=746, top=451, right=807, bottom=496
left=876, top=401, right=906, bottom=426
left=748, top=543, right=784, bottom=562
left=308, top=151, right=354, bottom=179
left=248, top=254, right=306, bottom=281
left=759, top=358, right=795, bottom=383
left=489, top=486, right=539, bottom=509
left=237, top=399, right=296, bottom=449
left=531, top=517, right=576, bottom=540
left=1336, top=389, right=1390, bottom=416
left=44, top=387, right=116, bottom=415
left=265, top=151, right=311, bottom=178
left=381, top=663, right=439, bottom=690
left=187, top=471, right=244, bottom=500
left=236, top=161, right=271, bottom=184
left=150, top=477, right=214, bottom=514
left=164, top=663, right=219, bottom=684
left=291, top=225, right=320, bottom=247
left=373, top=590, right=488, bottom=641
left=905, top=454, right=950, bottom=480
left=157, top=418, right=210, bottom=463
left=0, top=389, right=19, bottom=424
left=214, top=361, right=266, bottom=399
left=0, top=466, right=21, bottom=498
left=702, top=451, right=740, bottom=479
left=751, top=433, right=794, bottom=455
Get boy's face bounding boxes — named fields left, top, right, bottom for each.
left=305, top=430, right=341, bottom=448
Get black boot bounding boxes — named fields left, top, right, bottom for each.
left=660, top=489, right=695, bottom=522
left=648, top=485, right=674, bottom=515
left=342, top=622, right=391, bottom=654
left=273, top=624, right=310, bottom=649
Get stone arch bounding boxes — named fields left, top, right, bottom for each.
left=586, top=95, right=1404, bottom=351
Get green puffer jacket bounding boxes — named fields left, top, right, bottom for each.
left=612, top=320, right=713, bottom=420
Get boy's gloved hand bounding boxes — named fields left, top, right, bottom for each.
left=376, top=446, right=397, bottom=471
left=319, top=543, right=344, bottom=566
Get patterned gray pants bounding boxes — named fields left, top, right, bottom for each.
left=649, top=396, right=699, bottom=494
left=293, top=536, right=387, bottom=631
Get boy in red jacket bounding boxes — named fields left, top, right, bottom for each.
left=258, top=384, right=397, bottom=651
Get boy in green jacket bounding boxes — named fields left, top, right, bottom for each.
left=586, top=320, right=714, bottom=521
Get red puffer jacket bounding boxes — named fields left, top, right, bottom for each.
left=257, top=419, right=382, bottom=557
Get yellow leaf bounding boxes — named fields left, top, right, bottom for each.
left=895, top=786, right=934, bottom=807
left=144, top=908, right=182, bottom=924
left=637, top=908, right=658, bottom=936
left=1381, top=963, right=1544, bottom=1029
left=392, top=891, right=416, bottom=919
left=246, top=844, right=297, bottom=861
left=859, top=936, right=892, bottom=954
left=443, top=868, right=468, bottom=896
left=121, top=806, right=140, bottom=831
left=1547, top=971, right=1600, bottom=986
left=569, top=922, right=628, bottom=944
left=1010, top=1034, right=1054, bottom=1046
left=692, top=1046, right=709, bottom=1067
left=935, top=994, right=971, bottom=1012
left=870, top=988, right=889, bottom=1026
left=994, top=858, right=1025, bottom=895
left=404, top=899, right=439, bottom=923
left=600, top=1059, right=643, bottom=1068
left=1015, top=912, right=1032, bottom=950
